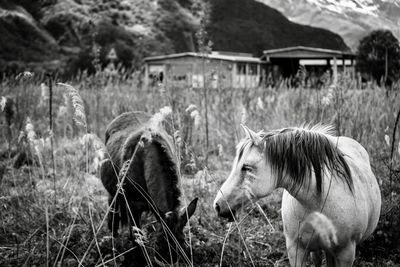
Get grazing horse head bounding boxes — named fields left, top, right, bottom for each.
left=214, top=124, right=381, bottom=266
left=100, top=111, right=198, bottom=266
left=213, top=125, right=277, bottom=220
left=153, top=198, right=198, bottom=265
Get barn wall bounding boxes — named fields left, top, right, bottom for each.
left=145, top=56, right=263, bottom=89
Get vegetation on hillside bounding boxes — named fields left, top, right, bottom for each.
left=0, top=0, right=351, bottom=77
left=0, top=0, right=201, bottom=75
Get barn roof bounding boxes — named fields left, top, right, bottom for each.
left=263, top=46, right=355, bottom=59
left=144, top=51, right=264, bottom=63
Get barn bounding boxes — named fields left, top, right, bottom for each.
left=144, top=46, right=355, bottom=89
left=262, top=46, right=356, bottom=86
left=144, top=51, right=265, bottom=89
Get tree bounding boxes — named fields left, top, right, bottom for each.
left=357, top=30, right=400, bottom=86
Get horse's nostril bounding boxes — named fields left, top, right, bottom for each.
left=215, top=203, right=220, bottom=214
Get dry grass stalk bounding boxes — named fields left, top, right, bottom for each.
left=219, top=222, right=233, bottom=267
left=255, top=203, right=275, bottom=232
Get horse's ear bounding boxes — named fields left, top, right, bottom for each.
left=241, top=124, right=251, bottom=139
left=240, top=124, right=262, bottom=145
left=179, top=198, right=198, bottom=227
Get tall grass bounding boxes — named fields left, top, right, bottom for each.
left=0, top=70, right=399, bottom=266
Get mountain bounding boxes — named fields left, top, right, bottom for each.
left=207, top=0, right=349, bottom=56
left=0, top=0, right=350, bottom=76
left=257, top=0, right=400, bottom=50
left=0, top=1, right=61, bottom=71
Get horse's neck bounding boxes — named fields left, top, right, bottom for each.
left=281, top=173, right=326, bottom=211
left=144, top=142, right=180, bottom=214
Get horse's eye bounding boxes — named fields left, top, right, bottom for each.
left=241, top=165, right=253, bottom=172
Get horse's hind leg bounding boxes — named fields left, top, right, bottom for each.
left=326, top=242, right=356, bottom=267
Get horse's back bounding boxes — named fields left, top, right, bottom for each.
left=104, top=112, right=150, bottom=165
left=105, top=111, right=151, bottom=144
left=336, top=136, right=371, bottom=167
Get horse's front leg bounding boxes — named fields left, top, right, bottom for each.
left=108, top=196, right=120, bottom=237
left=100, top=158, right=120, bottom=237
left=331, top=242, right=356, bottom=267
left=310, top=250, right=322, bottom=267
left=286, top=239, right=309, bottom=267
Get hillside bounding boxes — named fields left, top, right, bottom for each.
left=0, top=0, right=349, bottom=76
left=0, top=0, right=200, bottom=75
left=258, top=0, right=400, bottom=50
left=207, top=0, right=349, bottom=56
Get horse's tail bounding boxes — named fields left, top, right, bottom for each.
left=300, top=212, right=338, bottom=250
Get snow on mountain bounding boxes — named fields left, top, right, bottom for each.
left=257, top=0, right=400, bottom=50
left=308, top=0, right=379, bottom=16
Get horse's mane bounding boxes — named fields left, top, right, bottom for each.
left=122, top=125, right=181, bottom=212
left=145, top=129, right=181, bottom=211
left=238, top=124, right=353, bottom=195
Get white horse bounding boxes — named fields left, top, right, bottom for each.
left=214, top=125, right=381, bottom=266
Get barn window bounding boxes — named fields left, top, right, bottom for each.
left=237, top=63, right=246, bottom=75
left=149, top=65, right=165, bottom=85
left=172, top=74, right=187, bottom=81
left=249, top=64, right=258, bottom=75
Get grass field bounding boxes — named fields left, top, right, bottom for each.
left=0, top=72, right=399, bottom=266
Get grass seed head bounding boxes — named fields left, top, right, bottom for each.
left=0, top=96, right=6, bottom=112
left=256, top=97, right=265, bottom=110
left=174, top=130, right=181, bottom=147
left=186, top=104, right=197, bottom=113
left=57, top=83, right=87, bottom=129
left=385, top=134, right=390, bottom=147
left=16, top=71, right=34, bottom=80
left=25, top=117, right=36, bottom=143
left=147, top=106, right=172, bottom=133
left=190, top=110, right=201, bottom=129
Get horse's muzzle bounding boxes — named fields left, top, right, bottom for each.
left=215, top=203, right=236, bottom=222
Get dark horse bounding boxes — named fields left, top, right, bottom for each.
left=100, top=111, right=198, bottom=265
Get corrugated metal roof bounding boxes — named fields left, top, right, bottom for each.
left=263, top=46, right=355, bottom=58
left=144, top=52, right=264, bottom=63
